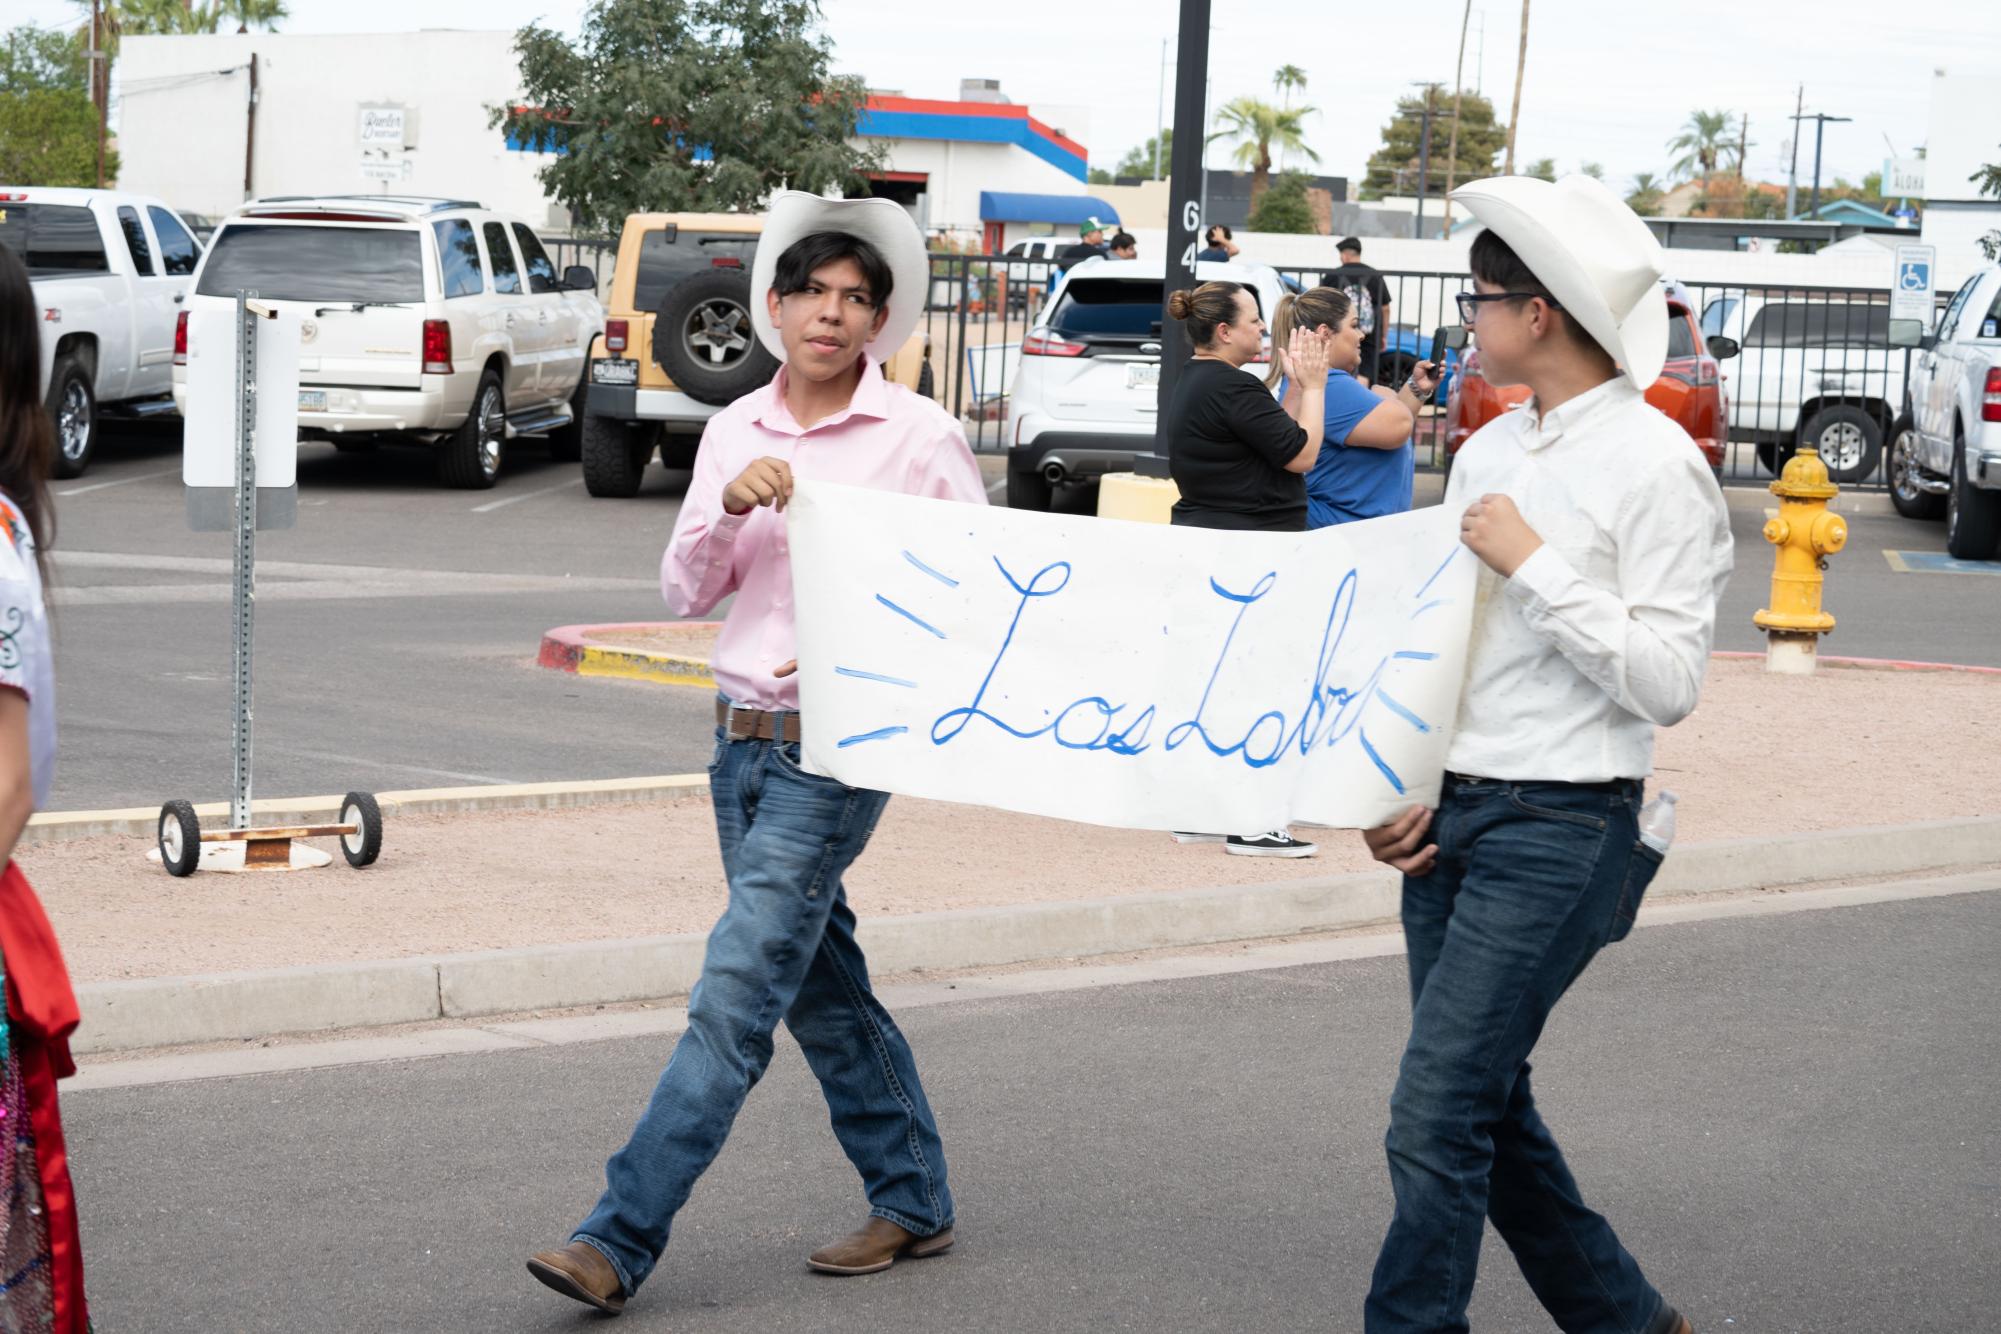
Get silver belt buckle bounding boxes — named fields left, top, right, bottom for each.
left=726, top=704, right=758, bottom=741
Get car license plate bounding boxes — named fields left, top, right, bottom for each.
left=592, top=358, right=639, bottom=386
left=297, top=390, right=327, bottom=412
left=1126, top=363, right=1160, bottom=390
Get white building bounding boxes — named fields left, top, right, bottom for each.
left=1920, top=65, right=2001, bottom=290
left=112, top=33, right=1101, bottom=240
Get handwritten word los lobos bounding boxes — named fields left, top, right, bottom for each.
left=929, top=556, right=1434, bottom=776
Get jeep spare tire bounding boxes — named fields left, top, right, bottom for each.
left=655, top=268, right=780, bottom=407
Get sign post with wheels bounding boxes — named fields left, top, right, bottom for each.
left=157, top=291, right=385, bottom=876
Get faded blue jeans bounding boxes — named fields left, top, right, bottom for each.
left=573, top=713, right=955, bottom=1295
left=1365, top=775, right=1668, bottom=1334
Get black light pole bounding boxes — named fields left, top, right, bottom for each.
left=1793, top=110, right=1850, bottom=222
left=1153, top=0, right=1212, bottom=462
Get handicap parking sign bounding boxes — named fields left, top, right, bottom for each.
left=1891, top=244, right=1936, bottom=324
left=1899, top=259, right=1930, bottom=291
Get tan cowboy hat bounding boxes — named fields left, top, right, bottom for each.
left=1450, top=173, right=1669, bottom=387
left=749, top=191, right=929, bottom=363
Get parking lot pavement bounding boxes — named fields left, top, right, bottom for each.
left=42, top=422, right=2001, bottom=811
left=61, top=888, right=2001, bottom=1332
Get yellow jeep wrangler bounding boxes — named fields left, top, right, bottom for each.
left=581, top=211, right=935, bottom=496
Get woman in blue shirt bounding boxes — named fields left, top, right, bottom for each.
left=1268, top=287, right=1440, bottom=528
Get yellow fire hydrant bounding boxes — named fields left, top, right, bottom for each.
left=1752, top=445, right=1848, bottom=674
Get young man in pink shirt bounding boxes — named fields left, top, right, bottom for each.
left=528, top=194, right=986, bottom=1317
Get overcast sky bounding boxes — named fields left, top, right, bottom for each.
left=18, top=0, right=2001, bottom=196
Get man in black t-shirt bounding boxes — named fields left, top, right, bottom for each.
left=1057, top=217, right=1113, bottom=273
left=1320, top=236, right=1393, bottom=383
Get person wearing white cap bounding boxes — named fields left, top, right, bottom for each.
left=1359, top=174, right=1730, bottom=1334
left=527, top=192, right=982, bottom=1316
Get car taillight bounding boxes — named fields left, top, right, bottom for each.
left=0, top=192, right=26, bottom=202
left=173, top=311, right=189, bottom=366
left=1986, top=368, right=2001, bottom=423
left=1695, top=358, right=1719, bottom=388
left=605, top=318, right=628, bottom=353
left=422, top=319, right=453, bottom=374
left=1022, top=328, right=1085, bottom=357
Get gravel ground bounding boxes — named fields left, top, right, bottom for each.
left=26, top=658, right=2001, bottom=982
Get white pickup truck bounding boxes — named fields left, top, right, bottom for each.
left=1887, top=263, right=2001, bottom=558
left=0, top=186, right=201, bottom=478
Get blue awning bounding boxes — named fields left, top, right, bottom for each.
left=979, top=192, right=1120, bottom=226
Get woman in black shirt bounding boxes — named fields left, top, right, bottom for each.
left=1164, top=282, right=1331, bottom=532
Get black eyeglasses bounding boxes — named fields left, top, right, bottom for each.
left=1456, top=291, right=1561, bottom=323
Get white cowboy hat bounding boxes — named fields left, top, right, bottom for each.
left=749, top=191, right=929, bottom=363
left=1450, top=173, right=1669, bottom=387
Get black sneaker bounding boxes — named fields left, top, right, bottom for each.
left=1171, top=831, right=1226, bottom=844
left=1225, top=831, right=1318, bottom=858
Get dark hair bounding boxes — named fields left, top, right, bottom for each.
left=1265, top=286, right=1352, bottom=389
left=1337, top=236, right=1362, bottom=255
left=1110, top=231, right=1136, bottom=250
left=771, top=230, right=892, bottom=310
left=1166, top=281, right=1249, bottom=348
left=1467, top=227, right=1603, bottom=356
left=0, top=244, right=55, bottom=584
left=1205, top=223, right=1233, bottom=243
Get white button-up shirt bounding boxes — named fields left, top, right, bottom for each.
left=1443, top=376, right=1734, bottom=782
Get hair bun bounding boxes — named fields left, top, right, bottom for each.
left=1166, top=290, right=1194, bottom=321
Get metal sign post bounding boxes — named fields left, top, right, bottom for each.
left=155, top=293, right=384, bottom=877
left=1153, top=0, right=1213, bottom=462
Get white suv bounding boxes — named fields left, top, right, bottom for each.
left=1888, top=263, right=2001, bottom=557
left=172, top=196, right=603, bottom=488
left=1003, top=256, right=1290, bottom=510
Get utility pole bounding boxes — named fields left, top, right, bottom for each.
left=1785, top=84, right=1803, bottom=217
left=90, top=0, right=107, bottom=188
left=1794, top=109, right=1851, bottom=223
left=1442, top=0, right=1472, bottom=232
left=244, top=52, right=259, bottom=201
left=1413, top=86, right=1436, bottom=239
left=1154, top=0, right=1212, bottom=462
left=1503, top=0, right=1529, bottom=174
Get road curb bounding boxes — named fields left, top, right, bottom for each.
left=70, top=815, right=2001, bottom=1055
left=538, top=621, right=719, bottom=688
left=23, top=774, right=712, bottom=847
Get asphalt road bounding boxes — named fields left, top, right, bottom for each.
left=63, top=888, right=2001, bottom=1332
left=43, top=421, right=2001, bottom=810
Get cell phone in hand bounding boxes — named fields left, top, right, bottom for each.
left=1428, top=327, right=1449, bottom=369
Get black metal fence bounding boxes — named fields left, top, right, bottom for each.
left=564, top=241, right=1941, bottom=492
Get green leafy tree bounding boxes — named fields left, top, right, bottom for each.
left=1113, top=129, right=1171, bottom=180
left=1666, top=108, right=1737, bottom=183
left=70, top=0, right=286, bottom=42
left=1209, top=95, right=1317, bottom=208
left=1246, top=170, right=1315, bottom=233
left=1273, top=65, right=1307, bottom=105
left=1522, top=156, right=1556, bottom=181
left=492, top=0, right=884, bottom=235
left=1361, top=86, right=1507, bottom=200
left=0, top=25, right=114, bottom=185
left=1972, top=150, right=2001, bottom=260
left=1625, top=170, right=1664, bottom=215
left=1088, top=167, right=1112, bottom=185
left=1579, top=161, right=1603, bottom=180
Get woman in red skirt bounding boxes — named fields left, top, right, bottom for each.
left=0, top=240, right=90, bottom=1331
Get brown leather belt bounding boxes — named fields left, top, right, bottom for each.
left=716, top=698, right=803, bottom=744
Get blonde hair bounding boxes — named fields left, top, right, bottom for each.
left=1166, top=281, right=1247, bottom=349
left=1265, top=286, right=1352, bottom=389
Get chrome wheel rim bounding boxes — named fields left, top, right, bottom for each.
left=684, top=299, right=752, bottom=366
left=58, top=381, right=89, bottom=460
left=478, top=388, right=503, bottom=477
left=1890, top=430, right=1922, bottom=503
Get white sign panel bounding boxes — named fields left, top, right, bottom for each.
left=788, top=481, right=1476, bottom=834
left=1892, top=243, right=1936, bottom=326
left=1884, top=157, right=1926, bottom=198
left=358, top=106, right=406, bottom=147
left=182, top=306, right=300, bottom=490
left=359, top=157, right=404, bottom=182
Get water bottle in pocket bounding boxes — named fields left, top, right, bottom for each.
left=1611, top=790, right=1676, bottom=943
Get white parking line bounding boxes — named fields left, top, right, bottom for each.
left=985, top=476, right=1008, bottom=496
left=56, top=466, right=181, bottom=498
left=470, top=476, right=585, bottom=514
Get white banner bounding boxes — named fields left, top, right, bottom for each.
left=788, top=481, right=1477, bottom=834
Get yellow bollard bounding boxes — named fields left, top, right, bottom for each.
left=1752, top=444, right=1848, bottom=674
left=1095, top=472, right=1181, bottom=524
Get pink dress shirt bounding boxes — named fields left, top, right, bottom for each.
left=661, top=358, right=988, bottom=711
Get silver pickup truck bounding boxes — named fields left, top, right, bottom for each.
left=0, top=186, right=201, bottom=477
left=1887, top=263, right=2001, bottom=559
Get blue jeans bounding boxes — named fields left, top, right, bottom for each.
left=573, top=716, right=955, bottom=1295
left=1365, top=775, right=1667, bottom=1334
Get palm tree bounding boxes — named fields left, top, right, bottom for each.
left=1667, top=109, right=1736, bottom=185
left=1626, top=171, right=1664, bottom=215
left=1209, top=96, right=1319, bottom=208
left=74, top=0, right=287, bottom=42
left=1272, top=66, right=1307, bottom=171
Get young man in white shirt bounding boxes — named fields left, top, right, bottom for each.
left=1360, top=175, right=1732, bottom=1334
